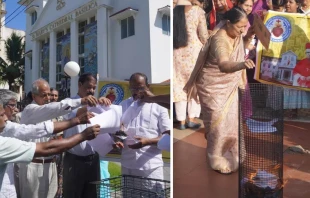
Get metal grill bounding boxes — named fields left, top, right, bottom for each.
left=239, top=84, right=284, bottom=198
left=91, top=175, right=170, bottom=198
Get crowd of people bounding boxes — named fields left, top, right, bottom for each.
left=0, top=72, right=171, bottom=198
left=174, top=0, right=310, bottom=174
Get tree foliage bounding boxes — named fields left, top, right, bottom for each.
left=0, top=32, right=25, bottom=90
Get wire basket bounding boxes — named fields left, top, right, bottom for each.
left=91, top=175, right=170, bottom=198
left=239, top=84, right=284, bottom=198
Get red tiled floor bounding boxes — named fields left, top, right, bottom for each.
left=173, top=121, right=310, bottom=198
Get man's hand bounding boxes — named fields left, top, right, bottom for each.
left=98, top=97, right=112, bottom=106
left=76, top=112, right=94, bottom=124
left=81, top=95, right=98, bottom=107
left=113, top=141, right=124, bottom=149
left=245, top=26, right=255, bottom=38
left=128, top=136, right=150, bottom=149
left=306, top=76, right=310, bottom=81
left=81, top=125, right=100, bottom=140
left=139, top=89, right=155, bottom=102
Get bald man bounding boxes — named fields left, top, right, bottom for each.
left=18, top=78, right=99, bottom=198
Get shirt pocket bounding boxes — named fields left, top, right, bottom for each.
left=139, top=105, right=151, bottom=130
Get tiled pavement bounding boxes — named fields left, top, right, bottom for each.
left=173, top=120, right=310, bottom=198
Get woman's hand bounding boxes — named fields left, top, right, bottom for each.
left=245, top=26, right=255, bottom=39
left=243, top=59, right=255, bottom=69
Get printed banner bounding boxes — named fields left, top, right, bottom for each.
left=255, top=11, right=310, bottom=91
left=41, top=43, right=49, bottom=81
left=84, top=22, right=98, bottom=75
left=60, top=34, right=71, bottom=95
left=61, top=33, right=71, bottom=67
left=98, top=80, right=170, bottom=162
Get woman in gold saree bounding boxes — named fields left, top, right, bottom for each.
left=184, top=7, right=255, bottom=174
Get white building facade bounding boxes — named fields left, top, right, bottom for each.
left=20, top=0, right=171, bottom=96
left=0, top=2, right=25, bottom=96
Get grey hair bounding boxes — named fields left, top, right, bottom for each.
left=32, top=78, right=49, bottom=95
left=0, top=89, right=18, bottom=107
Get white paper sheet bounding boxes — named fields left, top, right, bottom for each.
left=246, top=118, right=278, bottom=133
left=89, top=105, right=122, bottom=134
left=87, top=133, right=114, bottom=157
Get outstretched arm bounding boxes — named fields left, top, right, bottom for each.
left=34, top=125, right=100, bottom=157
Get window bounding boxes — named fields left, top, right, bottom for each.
left=39, top=40, right=49, bottom=81
left=79, top=57, right=85, bottom=75
left=121, top=16, right=135, bottom=39
left=78, top=20, right=87, bottom=54
left=90, top=16, right=96, bottom=23
left=162, top=14, right=170, bottom=35
left=56, top=31, right=64, bottom=91
left=31, top=11, right=37, bottom=25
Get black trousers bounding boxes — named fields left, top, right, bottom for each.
left=63, top=152, right=100, bottom=198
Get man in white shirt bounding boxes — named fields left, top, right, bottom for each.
left=119, top=73, right=170, bottom=195
left=63, top=73, right=112, bottom=198
left=19, top=78, right=99, bottom=198
left=0, top=90, right=94, bottom=197
left=0, top=105, right=101, bottom=193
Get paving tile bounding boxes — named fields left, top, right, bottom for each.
left=173, top=121, right=310, bottom=198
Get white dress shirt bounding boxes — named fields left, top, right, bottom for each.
left=20, top=98, right=82, bottom=124
left=63, top=95, right=96, bottom=156
left=1, top=121, right=54, bottom=140
left=20, top=99, right=82, bottom=159
left=0, top=120, right=54, bottom=197
left=120, top=97, right=170, bottom=170
left=0, top=137, right=36, bottom=189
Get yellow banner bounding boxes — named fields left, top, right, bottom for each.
left=255, top=11, right=310, bottom=91
left=98, top=80, right=170, bottom=162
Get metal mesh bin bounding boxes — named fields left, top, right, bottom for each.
left=239, top=84, right=284, bottom=198
left=91, top=175, right=170, bottom=198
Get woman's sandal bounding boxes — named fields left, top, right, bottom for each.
left=214, top=169, right=232, bottom=175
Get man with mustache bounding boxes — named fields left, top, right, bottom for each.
left=118, top=73, right=170, bottom=195
left=18, top=78, right=100, bottom=198
left=62, top=73, right=112, bottom=198
left=0, top=101, right=101, bottom=195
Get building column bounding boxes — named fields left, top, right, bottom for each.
left=97, top=6, right=108, bottom=80
left=70, top=19, right=79, bottom=97
left=49, top=31, right=56, bottom=88
left=32, top=40, right=40, bottom=82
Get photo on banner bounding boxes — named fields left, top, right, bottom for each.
left=84, top=22, right=98, bottom=75
left=255, top=11, right=310, bottom=91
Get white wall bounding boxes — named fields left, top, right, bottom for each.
left=109, top=0, right=152, bottom=81
left=149, top=0, right=170, bottom=83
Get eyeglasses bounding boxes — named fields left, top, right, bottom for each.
left=6, top=104, right=17, bottom=108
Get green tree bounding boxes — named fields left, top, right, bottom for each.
left=0, top=32, right=25, bottom=90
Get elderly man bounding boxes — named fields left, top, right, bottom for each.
left=19, top=78, right=101, bottom=198
left=63, top=73, right=112, bottom=198
left=0, top=89, right=94, bottom=197
left=0, top=103, right=101, bottom=193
